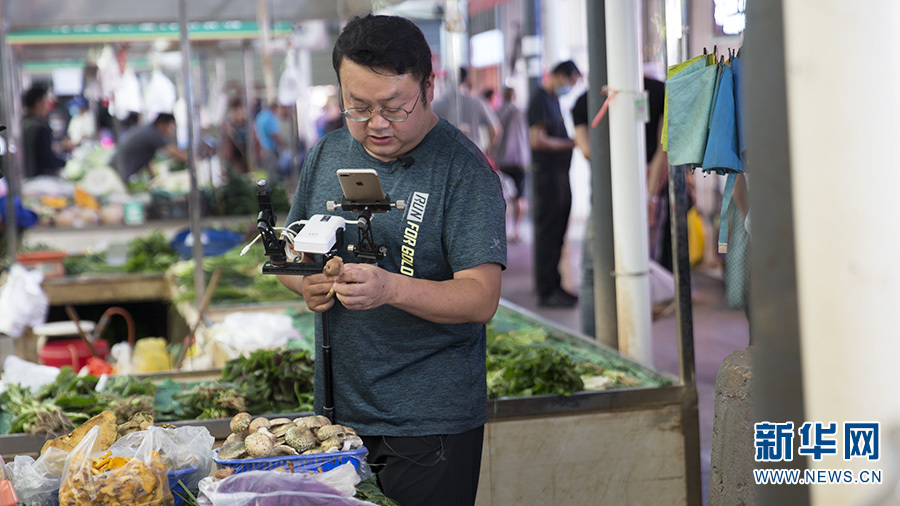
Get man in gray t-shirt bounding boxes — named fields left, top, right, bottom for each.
left=278, top=15, right=506, bottom=506
left=110, top=112, right=186, bottom=180
left=432, top=68, right=501, bottom=155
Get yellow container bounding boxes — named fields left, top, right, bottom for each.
left=132, top=337, right=172, bottom=372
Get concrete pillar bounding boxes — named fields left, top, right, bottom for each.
left=708, top=348, right=758, bottom=506
left=784, top=1, right=900, bottom=504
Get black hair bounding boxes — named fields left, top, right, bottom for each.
left=23, top=85, right=49, bottom=109
left=459, top=67, right=468, bottom=85
left=552, top=60, right=582, bottom=78
left=332, top=14, right=432, bottom=97
left=154, top=112, right=176, bottom=126
left=482, top=88, right=495, bottom=101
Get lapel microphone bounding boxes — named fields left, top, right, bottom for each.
left=398, top=156, right=415, bottom=168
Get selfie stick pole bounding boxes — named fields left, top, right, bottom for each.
left=321, top=308, right=335, bottom=422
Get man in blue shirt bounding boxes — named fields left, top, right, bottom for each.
left=278, top=14, right=506, bottom=506
left=254, top=101, right=288, bottom=180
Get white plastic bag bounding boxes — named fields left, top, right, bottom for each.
left=277, top=50, right=302, bottom=106
left=209, top=312, right=300, bottom=361
left=309, top=462, right=362, bottom=497
left=4, top=446, right=69, bottom=506
left=2, top=355, right=60, bottom=393
left=198, top=470, right=371, bottom=506
left=143, top=70, right=177, bottom=122
left=109, top=425, right=214, bottom=493
left=648, top=259, right=676, bottom=306
left=58, top=426, right=173, bottom=505
left=0, top=265, right=49, bottom=338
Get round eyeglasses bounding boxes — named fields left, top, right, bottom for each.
left=341, top=93, right=420, bottom=123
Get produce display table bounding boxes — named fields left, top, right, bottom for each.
left=1, top=300, right=694, bottom=504
left=42, top=273, right=171, bottom=306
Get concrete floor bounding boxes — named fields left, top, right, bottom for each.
left=499, top=212, right=750, bottom=506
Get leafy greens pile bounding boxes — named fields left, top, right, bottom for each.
left=485, top=307, right=670, bottom=398
left=0, top=367, right=157, bottom=435
left=169, top=245, right=296, bottom=304
left=221, top=348, right=315, bottom=415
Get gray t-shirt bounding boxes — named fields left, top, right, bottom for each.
left=110, top=124, right=168, bottom=179
left=285, top=119, right=507, bottom=436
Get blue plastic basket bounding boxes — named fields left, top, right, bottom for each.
left=213, top=447, right=367, bottom=474
left=168, top=467, right=197, bottom=506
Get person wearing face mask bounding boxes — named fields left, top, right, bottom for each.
left=21, top=85, right=67, bottom=179
left=527, top=60, right=582, bottom=307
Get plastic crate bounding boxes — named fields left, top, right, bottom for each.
left=213, top=447, right=367, bottom=474
left=168, top=467, right=196, bottom=506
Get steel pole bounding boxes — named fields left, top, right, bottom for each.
left=604, top=0, right=652, bottom=363
left=584, top=0, right=618, bottom=348
left=178, top=0, right=205, bottom=308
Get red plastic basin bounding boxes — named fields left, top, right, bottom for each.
left=39, top=338, right=110, bottom=370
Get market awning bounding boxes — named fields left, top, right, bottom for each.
left=7, top=21, right=294, bottom=45
left=2, top=0, right=348, bottom=28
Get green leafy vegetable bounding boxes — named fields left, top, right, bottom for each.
left=221, top=348, right=315, bottom=415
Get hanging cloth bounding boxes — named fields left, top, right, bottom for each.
left=664, top=55, right=719, bottom=166
left=703, top=54, right=745, bottom=253
left=702, top=60, right=742, bottom=174
left=730, top=55, right=746, bottom=158
left=661, top=53, right=707, bottom=151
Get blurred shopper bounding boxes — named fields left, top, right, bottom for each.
left=21, top=85, right=67, bottom=179
left=222, top=97, right=249, bottom=175
left=67, top=96, right=96, bottom=147
left=493, top=87, right=530, bottom=242
left=48, top=109, right=74, bottom=158
left=254, top=101, right=289, bottom=181
left=433, top=67, right=501, bottom=156
left=110, top=112, right=186, bottom=181
left=527, top=60, right=582, bottom=308
left=316, top=95, right=345, bottom=139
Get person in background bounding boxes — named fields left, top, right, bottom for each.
left=527, top=60, right=582, bottom=308
left=432, top=67, right=502, bottom=156
left=277, top=14, right=506, bottom=506
left=67, top=96, right=96, bottom=147
left=21, top=85, right=67, bottom=179
left=48, top=109, right=74, bottom=159
left=493, top=86, right=531, bottom=242
left=110, top=112, right=186, bottom=182
left=254, top=100, right=289, bottom=181
left=316, top=94, right=345, bottom=139
left=482, top=88, right=498, bottom=111
left=222, top=97, right=249, bottom=175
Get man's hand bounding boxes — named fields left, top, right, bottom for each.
left=300, top=273, right=339, bottom=312
left=332, top=263, right=394, bottom=311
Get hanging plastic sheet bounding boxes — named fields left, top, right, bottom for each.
left=664, top=55, right=719, bottom=166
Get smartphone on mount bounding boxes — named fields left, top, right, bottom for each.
left=336, top=169, right=386, bottom=201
